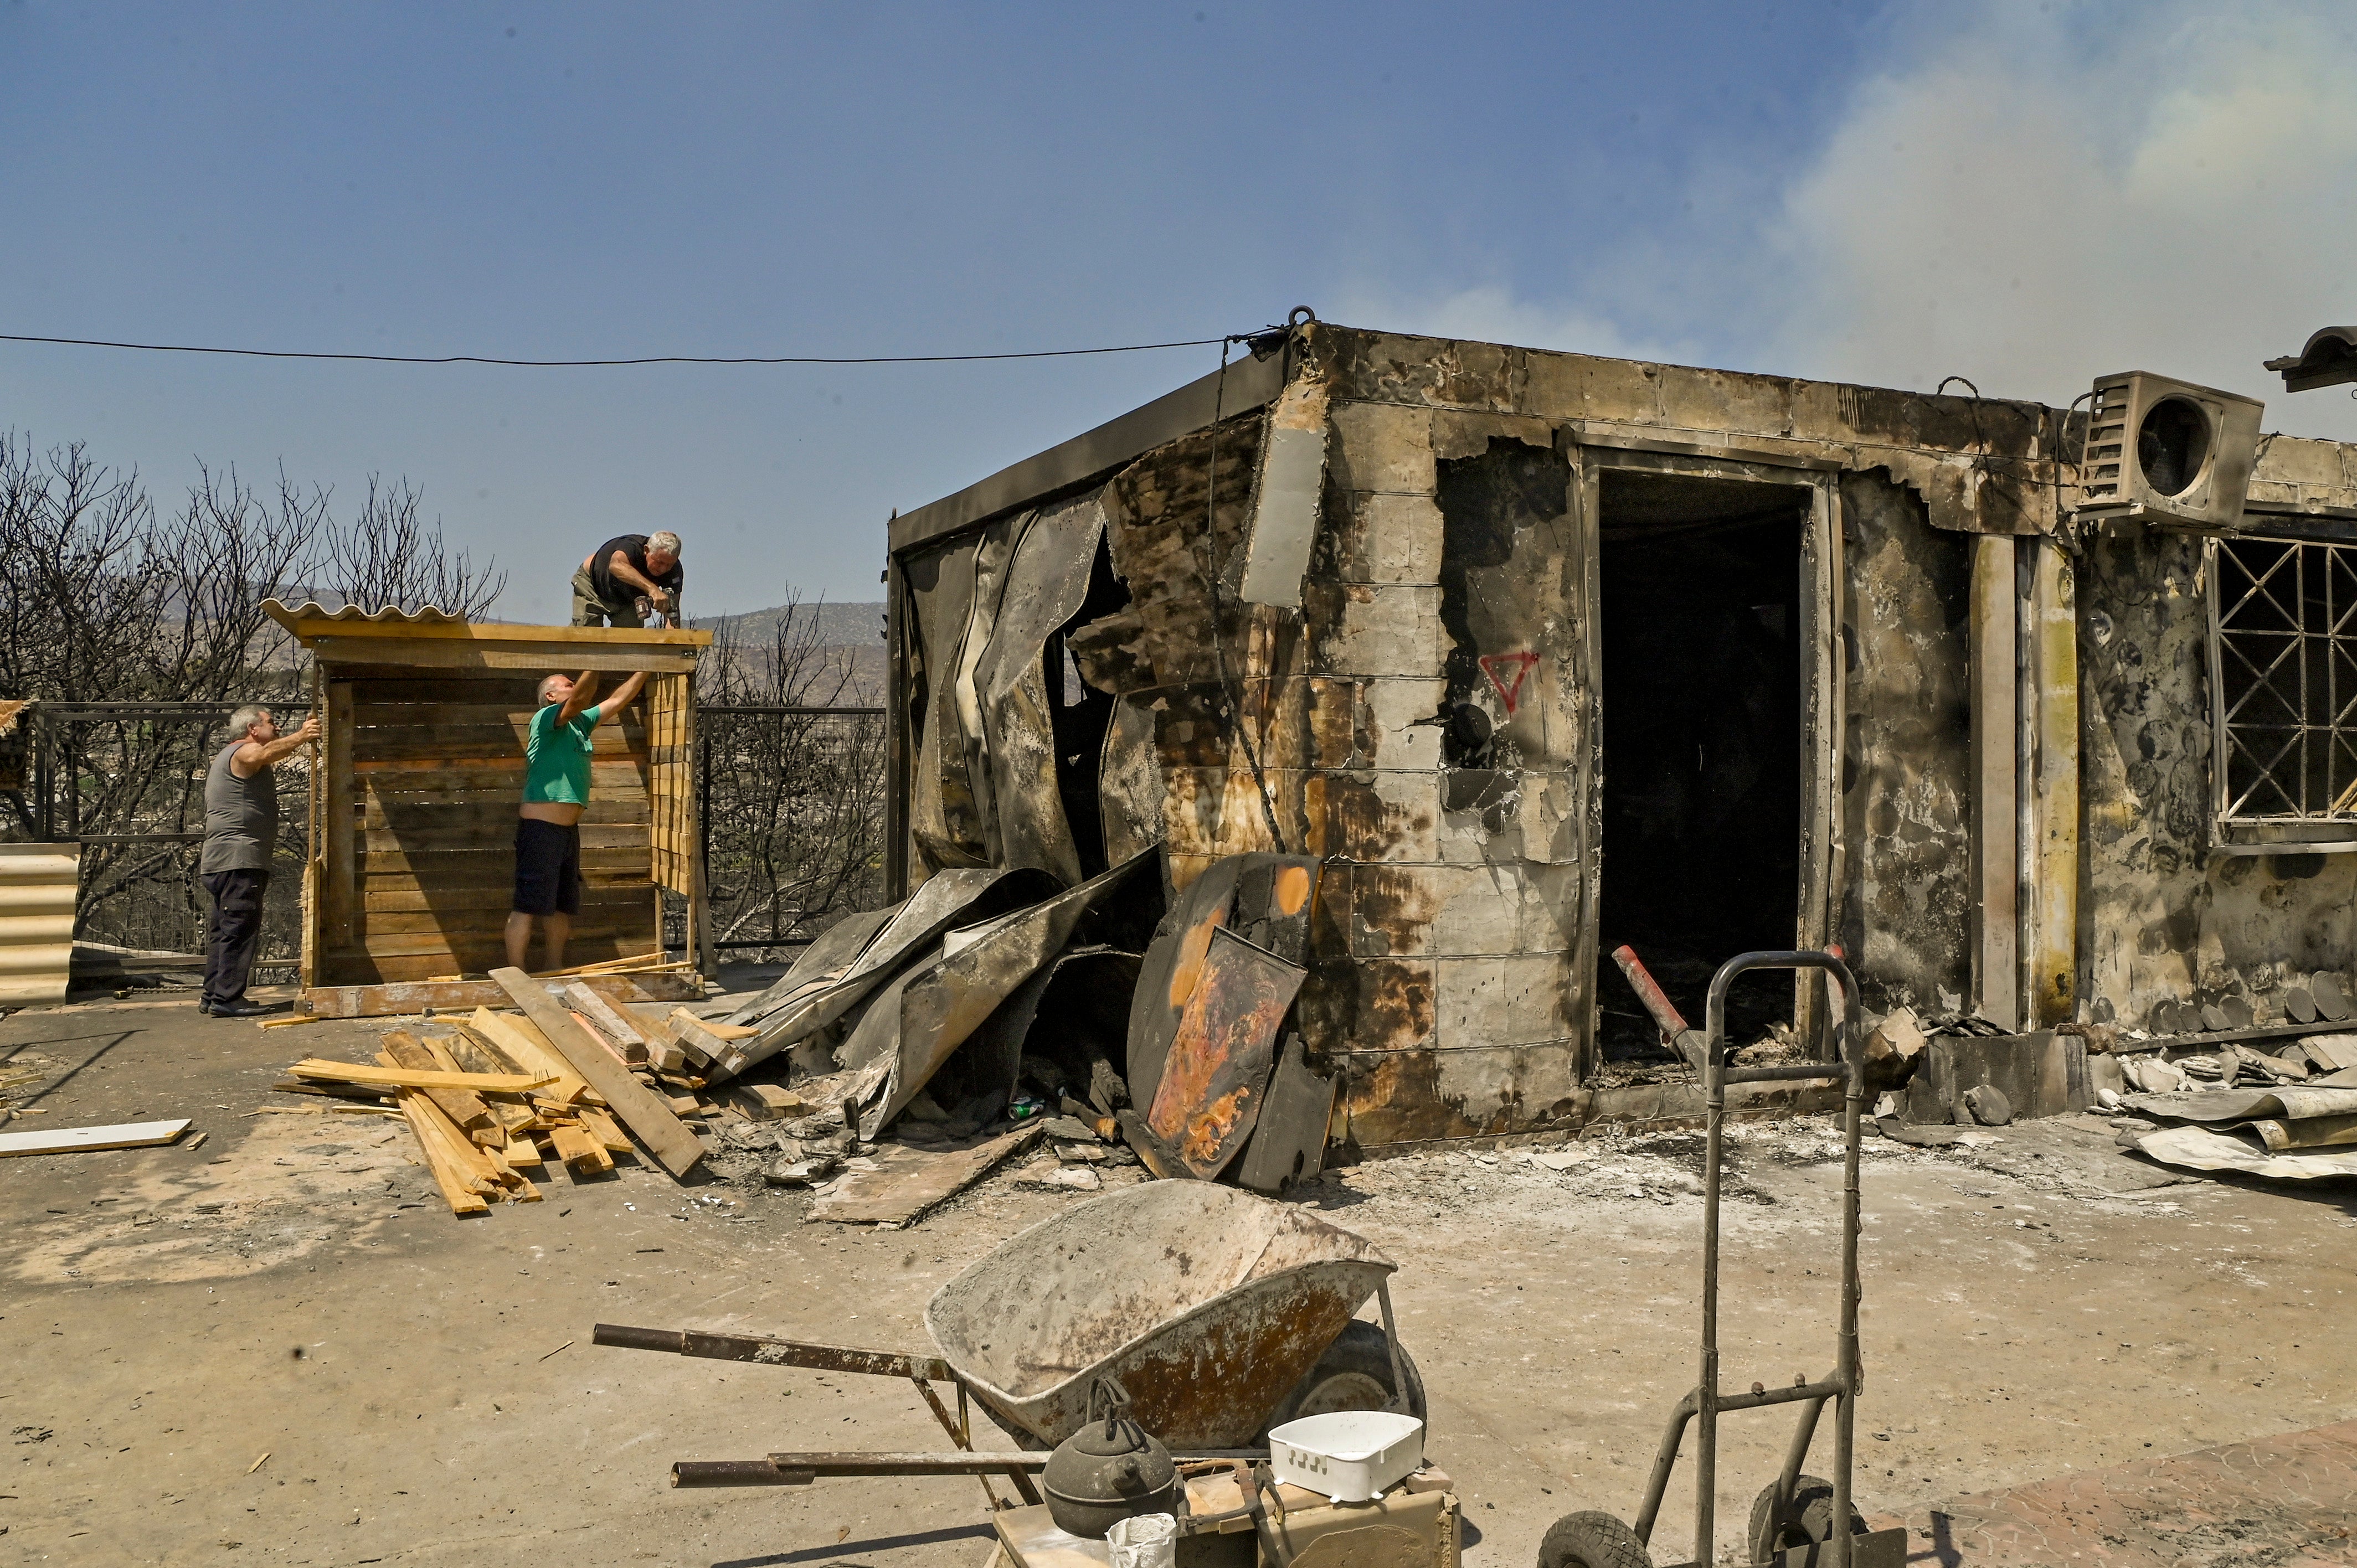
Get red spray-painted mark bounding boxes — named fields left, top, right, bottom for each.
left=1478, top=652, right=1539, bottom=715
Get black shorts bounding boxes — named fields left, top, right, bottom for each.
left=512, top=818, right=582, bottom=916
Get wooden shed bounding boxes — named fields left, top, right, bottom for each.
left=266, top=603, right=712, bottom=1018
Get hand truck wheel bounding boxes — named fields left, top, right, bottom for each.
left=1747, top=1474, right=1868, bottom=1562
left=1536, top=1509, right=1653, bottom=1568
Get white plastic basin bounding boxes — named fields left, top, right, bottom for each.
left=1265, top=1410, right=1425, bottom=1503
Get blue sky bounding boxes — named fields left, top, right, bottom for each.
left=4, top=2, right=2353, bottom=621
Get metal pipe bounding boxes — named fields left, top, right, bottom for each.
left=1631, top=1390, right=1696, bottom=1544
left=1833, top=988, right=1866, bottom=1567
left=1696, top=969, right=1726, bottom=1565
left=1373, top=1277, right=1412, bottom=1416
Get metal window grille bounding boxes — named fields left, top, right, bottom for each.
left=2211, top=536, right=2357, bottom=821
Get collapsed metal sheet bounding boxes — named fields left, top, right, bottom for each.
left=951, top=513, right=1023, bottom=863
left=1127, top=853, right=1319, bottom=1115
left=1232, top=1032, right=1336, bottom=1195
left=1096, top=693, right=1167, bottom=870
left=905, top=535, right=988, bottom=870
left=2124, top=1086, right=2357, bottom=1124
left=978, top=491, right=1108, bottom=885
left=2134, top=1123, right=2357, bottom=1179
left=1238, top=381, right=1330, bottom=609
left=708, top=864, right=1063, bottom=1081
left=1146, top=925, right=1306, bottom=1180
left=959, top=945, right=1141, bottom=1111
left=720, top=904, right=898, bottom=1028
left=845, top=847, right=1166, bottom=1139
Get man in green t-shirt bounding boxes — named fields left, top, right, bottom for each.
left=507, top=665, right=649, bottom=973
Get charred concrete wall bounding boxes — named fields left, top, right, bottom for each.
left=1835, top=472, right=1974, bottom=1016
left=2078, top=519, right=2357, bottom=1032
left=892, top=324, right=2357, bottom=1148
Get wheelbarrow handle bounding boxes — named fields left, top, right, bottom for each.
left=593, top=1323, right=956, bottom=1383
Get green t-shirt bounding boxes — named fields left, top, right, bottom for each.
left=523, top=702, right=603, bottom=805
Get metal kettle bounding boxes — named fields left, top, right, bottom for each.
left=1041, top=1378, right=1178, bottom=1539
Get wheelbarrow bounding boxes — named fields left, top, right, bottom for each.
left=1538, top=951, right=1906, bottom=1568
left=598, top=1182, right=1426, bottom=1506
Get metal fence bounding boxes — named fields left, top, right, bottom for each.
left=13, top=698, right=889, bottom=974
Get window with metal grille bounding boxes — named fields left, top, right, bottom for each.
left=2211, top=535, right=2357, bottom=823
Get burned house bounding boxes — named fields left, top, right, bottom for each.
left=874, top=321, right=2357, bottom=1152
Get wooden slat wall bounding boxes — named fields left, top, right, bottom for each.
left=316, top=673, right=660, bottom=985
left=648, top=672, right=696, bottom=900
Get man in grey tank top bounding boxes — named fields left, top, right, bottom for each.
left=199, top=704, right=320, bottom=1017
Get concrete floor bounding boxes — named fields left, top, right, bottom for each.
left=5, top=988, right=2355, bottom=1567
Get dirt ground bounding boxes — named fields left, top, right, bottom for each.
left=6, top=982, right=2355, bottom=1567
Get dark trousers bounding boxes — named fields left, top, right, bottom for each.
left=201, top=868, right=270, bottom=1006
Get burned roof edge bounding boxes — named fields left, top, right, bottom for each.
left=888, top=344, right=1295, bottom=558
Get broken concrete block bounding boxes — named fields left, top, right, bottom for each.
left=765, top=1153, right=841, bottom=1187
left=1013, top=1159, right=1102, bottom=1193
left=1902, top=1031, right=2089, bottom=1124
left=2119, top=1054, right=2186, bottom=1094
left=2304, top=1034, right=2357, bottom=1072
left=1039, top=1115, right=1102, bottom=1144
left=1865, top=1007, right=1928, bottom=1070
left=1964, top=1084, right=2013, bottom=1126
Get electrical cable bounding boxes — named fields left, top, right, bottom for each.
left=0, top=331, right=1227, bottom=368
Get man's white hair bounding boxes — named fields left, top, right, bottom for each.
left=227, top=704, right=270, bottom=740
left=646, top=530, right=681, bottom=556
left=537, top=674, right=568, bottom=705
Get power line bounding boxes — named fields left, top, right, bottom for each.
left=0, top=330, right=1229, bottom=368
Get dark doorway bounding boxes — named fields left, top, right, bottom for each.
left=1596, top=470, right=1810, bottom=1062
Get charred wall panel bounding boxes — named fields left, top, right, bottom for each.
left=2078, top=522, right=2357, bottom=1029
left=1836, top=472, right=1973, bottom=1014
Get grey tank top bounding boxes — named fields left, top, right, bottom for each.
left=201, top=739, right=279, bottom=874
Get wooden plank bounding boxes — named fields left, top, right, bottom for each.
left=807, top=1126, right=1042, bottom=1226
left=575, top=1104, right=635, bottom=1154
left=334, top=941, right=654, bottom=984
left=355, top=730, right=648, bottom=765
left=503, top=1126, right=547, bottom=1169
left=313, top=636, right=699, bottom=673
left=290, top=1059, right=552, bottom=1093
left=490, top=966, right=706, bottom=1180
left=357, top=846, right=651, bottom=878
left=358, top=885, right=650, bottom=917
left=352, top=699, right=649, bottom=726
left=380, top=1033, right=501, bottom=1146
left=545, top=1118, right=615, bottom=1175
left=345, top=917, right=654, bottom=960
left=0, top=1118, right=191, bottom=1157
left=563, top=981, right=651, bottom=1051
left=358, top=822, right=649, bottom=855
left=415, top=1033, right=536, bottom=1136
left=357, top=902, right=650, bottom=937
left=298, top=617, right=710, bottom=648
left=325, top=681, right=356, bottom=953
left=388, top=1093, right=491, bottom=1214
left=356, top=757, right=648, bottom=787
left=349, top=675, right=543, bottom=705
left=363, top=795, right=650, bottom=829
left=299, top=971, right=702, bottom=1018
left=466, top=1008, right=599, bottom=1105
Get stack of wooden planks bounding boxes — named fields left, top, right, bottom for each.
left=272, top=972, right=805, bottom=1215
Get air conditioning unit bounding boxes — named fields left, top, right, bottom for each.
left=2075, top=371, right=2264, bottom=530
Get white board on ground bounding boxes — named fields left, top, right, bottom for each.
left=0, top=1118, right=192, bottom=1157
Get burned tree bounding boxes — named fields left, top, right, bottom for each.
left=695, top=593, right=887, bottom=957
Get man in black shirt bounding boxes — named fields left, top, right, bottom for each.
left=573, top=531, right=685, bottom=627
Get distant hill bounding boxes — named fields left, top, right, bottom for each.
left=693, top=600, right=884, bottom=648
left=692, top=599, right=888, bottom=704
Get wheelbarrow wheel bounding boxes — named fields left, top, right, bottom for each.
left=1536, top=1510, right=1651, bottom=1568
left=1264, top=1321, right=1427, bottom=1430
left=1748, top=1475, right=1868, bottom=1562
